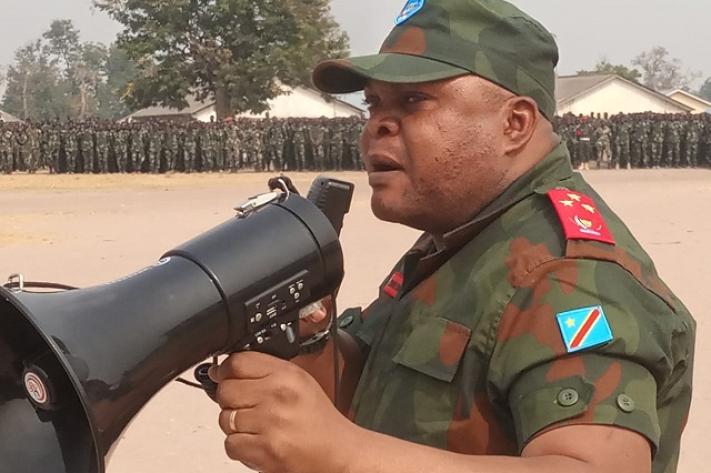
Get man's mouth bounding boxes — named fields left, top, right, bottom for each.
left=368, top=154, right=403, bottom=173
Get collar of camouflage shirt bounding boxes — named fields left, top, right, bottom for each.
left=399, top=141, right=575, bottom=292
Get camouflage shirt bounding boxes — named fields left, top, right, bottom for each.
left=340, top=143, right=694, bottom=473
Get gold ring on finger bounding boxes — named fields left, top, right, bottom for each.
left=228, top=409, right=239, bottom=433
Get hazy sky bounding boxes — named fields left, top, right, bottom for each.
left=1, top=0, right=709, bottom=86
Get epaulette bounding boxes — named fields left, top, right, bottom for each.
left=546, top=188, right=615, bottom=245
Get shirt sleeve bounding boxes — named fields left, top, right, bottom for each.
left=487, top=258, right=693, bottom=452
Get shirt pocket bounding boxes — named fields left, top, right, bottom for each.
left=392, top=316, right=472, bottom=382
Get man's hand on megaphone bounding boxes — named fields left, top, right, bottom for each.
left=298, top=295, right=333, bottom=337
left=212, top=351, right=358, bottom=473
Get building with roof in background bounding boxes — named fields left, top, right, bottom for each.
left=122, top=85, right=364, bottom=122
left=664, top=89, right=711, bottom=114
left=555, top=73, right=692, bottom=116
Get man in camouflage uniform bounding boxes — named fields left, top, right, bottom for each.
left=346, top=117, right=364, bottom=169
left=46, top=123, right=61, bottom=174
left=613, top=114, right=631, bottom=169
left=309, top=119, right=328, bottom=171
left=14, top=125, right=30, bottom=172
left=328, top=119, right=346, bottom=170
left=114, top=124, right=130, bottom=173
left=79, top=124, right=94, bottom=173
left=64, top=125, right=79, bottom=174
left=128, top=123, right=143, bottom=172
left=211, top=2, right=694, bottom=473
left=0, top=124, right=12, bottom=174
left=701, top=114, right=711, bottom=167
left=649, top=115, right=665, bottom=169
left=630, top=113, right=649, bottom=168
left=26, top=124, right=40, bottom=173
left=267, top=118, right=286, bottom=171
left=292, top=120, right=307, bottom=171
left=684, top=116, right=701, bottom=168
left=146, top=122, right=162, bottom=173
left=183, top=124, right=198, bottom=173
left=666, top=115, right=682, bottom=167
left=95, top=124, right=110, bottom=173
left=593, top=118, right=612, bottom=168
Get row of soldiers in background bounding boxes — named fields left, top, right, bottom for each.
left=555, top=112, right=711, bottom=170
left=0, top=117, right=365, bottom=174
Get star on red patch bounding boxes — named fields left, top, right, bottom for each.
left=547, top=189, right=615, bottom=245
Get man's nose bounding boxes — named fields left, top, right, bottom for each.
left=366, top=112, right=400, bottom=138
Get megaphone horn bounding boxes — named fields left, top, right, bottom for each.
left=0, top=176, right=353, bottom=473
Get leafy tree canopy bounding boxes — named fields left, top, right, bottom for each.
left=94, top=0, right=350, bottom=119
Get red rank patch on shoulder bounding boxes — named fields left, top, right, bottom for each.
left=383, top=271, right=403, bottom=298
left=547, top=189, right=616, bottom=245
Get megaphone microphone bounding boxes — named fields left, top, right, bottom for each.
left=0, top=176, right=354, bottom=473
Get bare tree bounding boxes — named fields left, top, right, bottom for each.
left=632, top=46, right=701, bottom=91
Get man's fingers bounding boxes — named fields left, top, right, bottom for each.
left=218, top=407, right=262, bottom=435
left=224, top=432, right=268, bottom=469
left=215, top=351, right=286, bottom=382
left=215, top=378, right=263, bottom=409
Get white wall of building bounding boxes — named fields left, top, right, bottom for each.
left=667, top=91, right=710, bottom=114
left=239, top=86, right=362, bottom=119
left=193, top=107, right=218, bottom=123
left=558, top=80, right=689, bottom=115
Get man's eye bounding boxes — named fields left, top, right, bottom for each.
left=362, top=96, right=378, bottom=109
left=403, top=94, right=426, bottom=105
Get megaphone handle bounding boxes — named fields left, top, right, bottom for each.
left=193, top=361, right=219, bottom=402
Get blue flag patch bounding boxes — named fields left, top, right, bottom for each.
left=395, top=0, right=425, bottom=25
left=556, top=305, right=613, bottom=353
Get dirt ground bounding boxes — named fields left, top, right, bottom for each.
left=0, top=169, right=709, bottom=473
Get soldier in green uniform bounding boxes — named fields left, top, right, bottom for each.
left=593, top=119, right=612, bottom=168
left=183, top=123, right=198, bottom=173
left=346, top=117, right=364, bottom=169
left=129, top=123, right=144, bottom=172
left=329, top=119, right=346, bottom=170
left=292, top=120, right=307, bottom=171
left=79, top=124, right=94, bottom=173
left=630, top=114, right=648, bottom=168
left=26, top=124, right=40, bottom=173
left=701, top=113, right=711, bottom=167
left=210, top=2, right=694, bottom=473
left=64, top=125, right=79, bottom=174
left=47, top=123, right=61, bottom=174
left=615, top=114, right=632, bottom=169
left=666, top=115, right=682, bottom=167
left=95, top=124, right=110, bottom=173
left=684, top=116, right=701, bottom=168
left=146, top=121, right=161, bottom=173
left=114, top=124, right=130, bottom=173
left=309, top=119, right=327, bottom=171
left=14, top=125, right=30, bottom=172
left=649, top=115, right=665, bottom=169
left=0, top=124, right=12, bottom=174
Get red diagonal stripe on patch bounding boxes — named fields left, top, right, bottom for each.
left=570, top=308, right=601, bottom=349
left=383, top=272, right=403, bottom=298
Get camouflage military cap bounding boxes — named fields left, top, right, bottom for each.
left=312, top=0, right=559, bottom=119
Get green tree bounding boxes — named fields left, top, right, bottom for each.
left=95, top=44, right=137, bottom=119
left=94, top=0, right=349, bottom=119
left=42, top=19, right=81, bottom=80
left=578, top=59, right=642, bottom=83
left=1, top=41, right=70, bottom=120
left=2, top=19, right=137, bottom=120
left=698, top=77, right=711, bottom=102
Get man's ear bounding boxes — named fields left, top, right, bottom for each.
left=502, top=96, right=538, bottom=155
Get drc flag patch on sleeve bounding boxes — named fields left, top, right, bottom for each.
left=556, top=305, right=613, bottom=353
